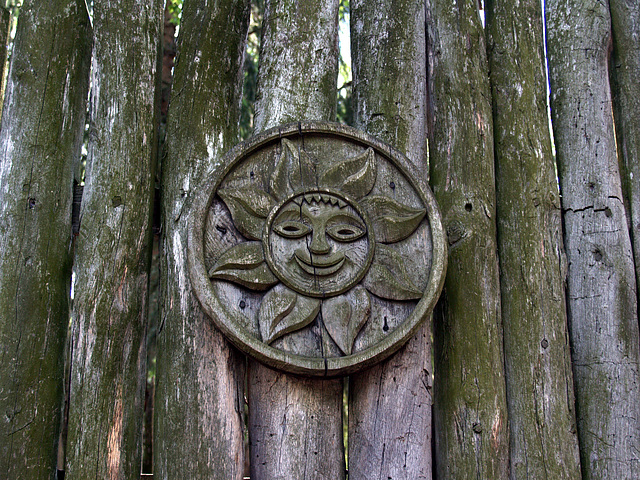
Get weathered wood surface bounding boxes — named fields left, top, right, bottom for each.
left=65, top=0, right=162, bottom=477
left=547, top=1, right=640, bottom=478
left=248, top=1, right=345, bottom=478
left=0, top=1, right=90, bottom=478
left=348, top=0, right=433, bottom=478
left=485, top=1, right=582, bottom=478
left=426, top=0, right=509, bottom=478
left=154, top=0, right=250, bottom=478
left=610, top=0, right=640, bottom=291
left=0, top=6, right=10, bottom=119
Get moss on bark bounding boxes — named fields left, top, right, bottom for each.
left=0, top=1, right=91, bottom=477
left=426, top=0, right=509, bottom=478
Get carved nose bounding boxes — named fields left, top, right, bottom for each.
left=309, top=232, right=331, bottom=255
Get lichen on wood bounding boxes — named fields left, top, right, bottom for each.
left=153, top=0, right=251, bottom=478
left=0, top=0, right=91, bottom=477
left=485, top=0, right=582, bottom=477
left=348, top=0, right=434, bottom=478
left=547, top=1, right=640, bottom=478
left=248, top=1, right=345, bottom=478
left=65, top=0, right=163, bottom=477
left=610, top=0, right=640, bottom=296
left=426, top=0, right=509, bottom=478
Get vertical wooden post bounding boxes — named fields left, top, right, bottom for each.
left=247, top=1, right=345, bottom=479
left=485, top=0, right=582, bottom=477
left=348, top=0, right=433, bottom=478
left=0, top=1, right=91, bottom=477
left=426, top=0, right=510, bottom=478
left=0, top=5, right=10, bottom=119
left=547, top=1, right=640, bottom=478
left=65, top=0, right=163, bottom=477
left=154, top=0, right=250, bottom=478
left=610, top=0, right=640, bottom=289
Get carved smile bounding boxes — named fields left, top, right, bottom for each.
left=294, top=250, right=346, bottom=276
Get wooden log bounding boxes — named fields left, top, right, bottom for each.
left=0, top=1, right=91, bottom=477
left=610, top=0, right=640, bottom=290
left=546, top=1, right=640, bottom=478
left=0, top=5, right=10, bottom=119
left=248, top=1, right=345, bottom=479
left=153, top=0, right=250, bottom=478
left=485, top=0, right=582, bottom=477
left=65, top=0, right=163, bottom=477
left=425, top=0, right=510, bottom=478
left=348, top=0, right=433, bottom=478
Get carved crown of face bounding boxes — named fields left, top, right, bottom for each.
left=209, top=138, right=427, bottom=356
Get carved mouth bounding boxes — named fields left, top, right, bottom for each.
left=294, top=250, right=345, bottom=276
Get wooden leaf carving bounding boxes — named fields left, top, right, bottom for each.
left=360, top=195, right=426, bottom=243
left=322, top=286, right=371, bottom=355
left=319, top=147, right=376, bottom=199
left=209, top=242, right=278, bottom=290
left=218, top=186, right=275, bottom=240
left=259, top=284, right=321, bottom=344
left=270, top=138, right=317, bottom=197
left=363, top=244, right=423, bottom=300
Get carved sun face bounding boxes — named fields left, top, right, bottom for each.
left=266, top=192, right=374, bottom=297
left=210, top=138, right=427, bottom=356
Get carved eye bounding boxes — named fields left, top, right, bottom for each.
left=327, top=224, right=365, bottom=242
left=274, top=221, right=311, bottom=238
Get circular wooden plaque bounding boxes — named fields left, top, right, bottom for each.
left=188, top=122, right=447, bottom=376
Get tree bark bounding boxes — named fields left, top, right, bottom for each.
left=154, top=0, right=250, bottom=478
left=546, top=1, right=640, bottom=478
left=65, top=1, right=162, bottom=478
left=0, top=1, right=90, bottom=478
left=0, top=6, right=10, bottom=120
left=610, top=0, right=640, bottom=291
left=348, top=1, right=432, bottom=478
left=485, top=1, right=582, bottom=478
left=248, top=1, right=344, bottom=479
left=426, top=0, right=510, bottom=478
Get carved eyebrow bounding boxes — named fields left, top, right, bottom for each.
left=274, top=203, right=304, bottom=223
left=327, top=212, right=365, bottom=227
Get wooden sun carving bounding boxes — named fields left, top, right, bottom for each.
left=188, top=122, right=446, bottom=376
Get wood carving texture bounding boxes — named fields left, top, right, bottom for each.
left=486, top=0, right=582, bottom=478
left=65, top=1, right=162, bottom=478
left=248, top=1, right=345, bottom=479
left=426, top=0, right=509, bottom=478
left=349, top=0, right=432, bottom=478
left=547, top=1, right=640, bottom=478
left=154, top=0, right=250, bottom=478
left=0, top=1, right=90, bottom=477
left=610, top=0, right=640, bottom=293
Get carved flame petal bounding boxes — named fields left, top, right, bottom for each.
left=322, top=286, right=371, bottom=355
left=259, top=284, right=321, bottom=344
left=269, top=138, right=317, bottom=198
left=363, top=244, right=423, bottom=300
left=209, top=241, right=278, bottom=290
left=218, top=186, right=276, bottom=240
left=360, top=195, right=426, bottom=243
left=319, top=147, right=376, bottom=199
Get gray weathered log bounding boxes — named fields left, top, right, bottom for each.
left=610, top=0, right=640, bottom=291
left=546, top=1, right=640, bottom=478
left=485, top=1, right=582, bottom=478
left=348, top=0, right=433, bottom=478
left=154, top=0, right=250, bottom=478
left=0, top=6, right=10, bottom=120
left=248, top=1, right=345, bottom=479
left=0, top=1, right=90, bottom=478
left=65, top=0, right=162, bottom=477
left=426, top=0, right=510, bottom=478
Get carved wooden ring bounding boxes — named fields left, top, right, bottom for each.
left=188, top=121, right=447, bottom=376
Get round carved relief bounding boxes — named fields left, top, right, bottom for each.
left=188, top=122, right=447, bottom=376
